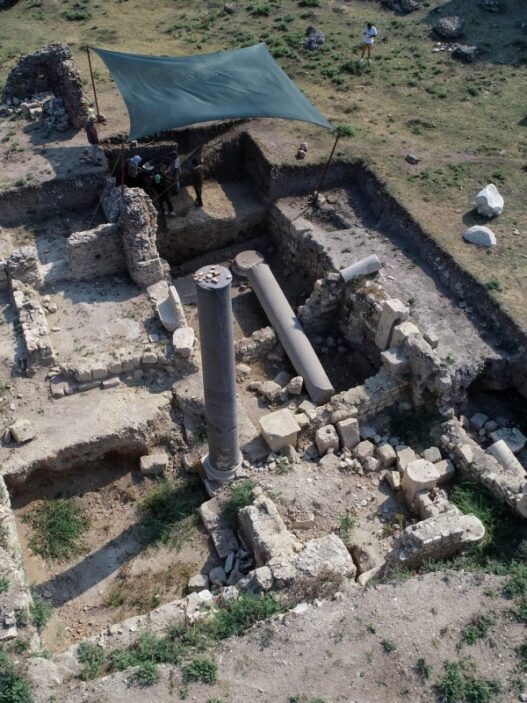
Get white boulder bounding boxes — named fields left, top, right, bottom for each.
left=463, top=225, right=496, bottom=247
left=475, top=183, right=504, bottom=217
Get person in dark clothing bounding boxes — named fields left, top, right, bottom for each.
left=151, top=171, right=175, bottom=216
left=191, top=158, right=204, bottom=207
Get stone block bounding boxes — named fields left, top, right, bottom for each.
left=375, top=298, right=409, bottom=350
left=295, top=412, right=310, bottom=429
left=8, top=418, right=35, bottom=443
left=298, top=399, right=317, bottom=420
left=470, top=413, right=488, bottom=431
left=156, top=285, right=186, bottom=332
left=142, top=352, right=158, bottom=365
left=315, top=424, right=339, bottom=455
left=200, top=497, right=239, bottom=558
left=363, top=456, right=381, bottom=473
left=401, top=459, right=440, bottom=505
left=380, top=347, right=409, bottom=376
left=173, top=327, right=195, bottom=358
left=74, top=368, right=92, bottom=383
left=435, top=458, right=455, bottom=483
left=490, top=427, right=526, bottom=454
left=258, top=380, right=282, bottom=403
left=273, top=371, right=291, bottom=387
left=422, top=446, right=441, bottom=463
left=140, top=453, right=168, bottom=475
left=209, top=566, right=227, bottom=586
left=295, top=533, right=356, bottom=580
left=396, top=446, right=416, bottom=472
left=102, top=377, right=121, bottom=389
left=188, top=573, right=209, bottom=593
left=424, top=332, right=440, bottom=349
left=92, top=366, right=108, bottom=380
left=238, top=494, right=297, bottom=566
left=376, top=443, right=396, bottom=467
left=287, top=376, right=303, bottom=395
left=260, top=409, right=300, bottom=452
left=252, top=565, right=273, bottom=591
left=336, top=417, right=360, bottom=449
left=353, top=440, right=374, bottom=461
left=107, top=361, right=123, bottom=375
left=487, top=439, right=525, bottom=475
left=391, top=320, right=419, bottom=347
left=386, top=470, right=401, bottom=490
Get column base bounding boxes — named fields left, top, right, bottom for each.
left=201, top=454, right=241, bottom=484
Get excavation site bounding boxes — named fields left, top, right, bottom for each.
left=1, top=20, right=527, bottom=703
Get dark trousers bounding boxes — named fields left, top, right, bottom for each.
left=156, top=190, right=173, bottom=213
left=193, top=183, right=203, bottom=206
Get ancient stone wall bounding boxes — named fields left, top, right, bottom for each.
left=118, top=187, right=164, bottom=288
left=3, top=43, right=88, bottom=128
left=68, top=223, right=125, bottom=281
left=10, top=281, right=55, bottom=368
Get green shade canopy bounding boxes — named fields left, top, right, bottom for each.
left=92, top=43, right=334, bottom=140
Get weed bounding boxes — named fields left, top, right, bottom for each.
left=23, top=498, right=89, bottom=561
left=183, top=656, right=217, bottom=684
left=139, top=477, right=206, bottom=548
left=131, top=660, right=158, bottom=686
left=209, top=593, right=281, bottom=639
left=341, top=59, right=369, bottom=76
left=337, top=124, right=355, bottom=137
left=337, top=513, right=355, bottom=543
left=416, top=657, right=432, bottom=680
left=78, top=642, right=105, bottom=681
left=15, top=610, right=28, bottom=627
left=381, top=638, right=396, bottom=653
left=224, top=480, right=255, bottom=517
left=250, top=4, right=271, bottom=17
left=436, top=660, right=500, bottom=703
left=460, top=613, right=495, bottom=646
left=192, top=424, right=207, bottom=445
left=0, top=651, right=32, bottom=703
left=486, top=279, right=503, bottom=292
left=298, top=0, right=320, bottom=6
left=30, top=593, right=53, bottom=632
left=0, top=578, right=8, bottom=593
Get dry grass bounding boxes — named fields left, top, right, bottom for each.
left=0, top=0, right=526, bottom=326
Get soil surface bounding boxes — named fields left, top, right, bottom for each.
left=60, top=571, right=524, bottom=702
left=12, top=456, right=215, bottom=651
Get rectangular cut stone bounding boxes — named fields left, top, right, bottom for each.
left=336, top=417, right=360, bottom=449
left=92, top=367, right=108, bottom=380
left=435, top=458, right=455, bottom=483
left=200, top=497, right=239, bottom=559
left=380, top=347, right=409, bottom=376
left=375, top=299, right=409, bottom=350
left=376, top=443, right=396, bottom=467
left=391, top=321, right=419, bottom=347
left=396, top=446, right=416, bottom=473
left=259, top=409, right=300, bottom=452
left=140, top=453, right=168, bottom=475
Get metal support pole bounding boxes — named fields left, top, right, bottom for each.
left=311, top=129, right=341, bottom=205
left=235, top=251, right=334, bottom=405
left=194, top=264, right=241, bottom=483
left=86, top=47, right=101, bottom=119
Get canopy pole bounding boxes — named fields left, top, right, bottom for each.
left=120, top=143, right=125, bottom=196
left=310, top=129, right=341, bottom=206
left=86, top=47, right=101, bottom=120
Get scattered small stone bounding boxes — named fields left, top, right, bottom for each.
left=405, top=153, right=420, bottom=165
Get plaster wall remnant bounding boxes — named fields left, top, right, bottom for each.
left=67, top=223, right=124, bottom=281
left=3, top=43, right=88, bottom=128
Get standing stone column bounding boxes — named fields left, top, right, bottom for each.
left=194, top=265, right=241, bottom=483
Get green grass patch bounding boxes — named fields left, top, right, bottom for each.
left=0, top=578, right=8, bottom=593
left=416, top=657, right=432, bottom=680
left=0, top=651, right=32, bottom=703
left=381, top=638, right=397, bottom=653
left=459, top=613, right=494, bottom=646
left=183, top=656, right=217, bottom=684
left=23, top=498, right=89, bottom=561
left=224, top=480, right=255, bottom=517
left=337, top=513, right=355, bottom=543
left=78, top=642, right=105, bottom=681
left=139, top=477, right=206, bottom=548
left=435, top=660, right=500, bottom=703
left=30, top=592, right=53, bottom=632
left=131, top=660, right=158, bottom=686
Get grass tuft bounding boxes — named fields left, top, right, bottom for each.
left=182, top=656, right=217, bottom=684
left=224, top=480, right=255, bottom=517
left=0, top=651, right=32, bottom=703
left=23, top=498, right=89, bottom=561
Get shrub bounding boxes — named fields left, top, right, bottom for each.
left=381, top=638, right=397, bottom=653
left=224, top=481, right=255, bottom=517
left=336, top=124, right=355, bottom=138
left=337, top=514, right=355, bottom=542
left=183, top=656, right=217, bottom=684
left=416, top=657, right=432, bottom=680
left=340, top=59, right=369, bottom=76
left=460, top=613, right=495, bottom=645
left=78, top=642, right=105, bottom=681
left=210, top=593, right=281, bottom=639
left=30, top=593, right=53, bottom=632
left=0, top=651, right=32, bottom=703
left=0, top=578, right=8, bottom=593
left=131, top=661, right=158, bottom=686
left=23, top=498, right=89, bottom=561
left=436, top=661, right=500, bottom=703
left=298, top=0, right=320, bottom=6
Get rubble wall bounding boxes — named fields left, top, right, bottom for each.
left=68, top=223, right=125, bottom=281
left=3, top=43, right=88, bottom=128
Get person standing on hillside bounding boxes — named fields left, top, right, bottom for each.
left=361, top=22, right=378, bottom=60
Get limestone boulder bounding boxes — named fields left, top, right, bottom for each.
left=8, top=418, right=35, bottom=443
left=259, top=408, right=300, bottom=452
left=139, top=453, right=168, bottom=475
left=315, top=424, right=339, bottom=455
left=434, top=15, right=465, bottom=39
left=173, top=327, right=195, bottom=358
left=475, top=183, right=504, bottom=217
left=463, top=225, right=496, bottom=247
left=238, top=494, right=298, bottom=566
left=295, top=534, right=356, bottom=580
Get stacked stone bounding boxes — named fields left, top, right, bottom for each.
left=298, top=272, right=343, bottom=335
left=3, top=43, right=88, bottom=128
left=67, top=223, right=125, bottom=281
left=235, top=326, right=282, bottom=363
left=11, top=281, right=55, bottom=368
left=118, top=187, right=164, bottom=288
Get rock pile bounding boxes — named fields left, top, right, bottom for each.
left=303, top=26, right=325, bottom=50
left=2, top=42, right=88, bottom=128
